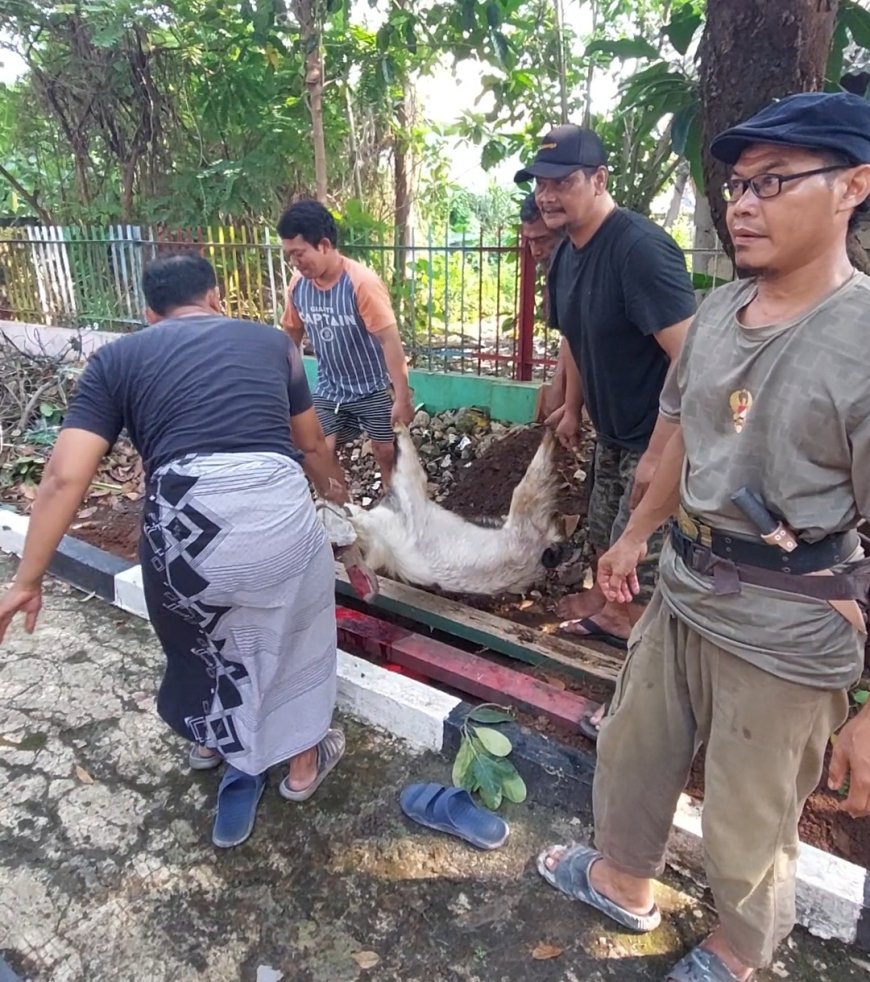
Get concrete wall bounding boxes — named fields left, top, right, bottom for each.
left=1, top=320, right=541, bottom=424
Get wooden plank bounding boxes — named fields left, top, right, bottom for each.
left=334, top=563, right=623, bottom=685
left=336, top=606, right=598, bottom=732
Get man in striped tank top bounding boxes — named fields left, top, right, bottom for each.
left=278, top=201, right=414, bottom=487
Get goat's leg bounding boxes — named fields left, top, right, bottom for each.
left=507, top=428, right=557, bottom=524
left=392, top=426, right=428, bottom=497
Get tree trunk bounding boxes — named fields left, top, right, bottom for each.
left=292, top=0, right=328, bottom=202
left=663, top=161, right=689, bottom=230
left=393, top=82, right=416, bottom=329
left=698, top=0, right=838, bottom=258
left=552, top=0, right=570, bottom=124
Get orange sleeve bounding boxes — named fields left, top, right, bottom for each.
left=281, top=273, right=304, bottom=333
left=344, top=259, right=396, bottom=334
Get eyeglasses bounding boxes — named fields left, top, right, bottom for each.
left=722, top=165, right=849, bottom=202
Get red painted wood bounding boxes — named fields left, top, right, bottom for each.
left=516, top=236, right=538, bottom=382
left=336, top=606, right=599, bottom=732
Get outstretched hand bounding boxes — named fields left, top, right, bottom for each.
left=0, top=583, right=43, bottom=644
left=597, top=535, right=648, bottom=605
left=829, top=710, right=870, bottom=818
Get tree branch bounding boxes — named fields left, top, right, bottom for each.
left=0, top=164, right=51, bottom=223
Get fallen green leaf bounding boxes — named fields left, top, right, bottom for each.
left=473, top=726, right=512, bottom=757
left=452, top=735, right=476, bottom=789
left=467, top=705, right=514, bottom=724
left=473, top=754, right=503, bottom=810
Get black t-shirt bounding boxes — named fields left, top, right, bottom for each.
left=548, top=208, right=696, bottom=451
left=62, top=314, right=313, bottom=479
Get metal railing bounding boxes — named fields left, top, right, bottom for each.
left=0, top=223, right=733, bottom=382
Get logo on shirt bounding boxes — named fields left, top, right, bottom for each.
left=729, top=388, right=753, bottom=433
left=319, top=326, right=335, bottom=343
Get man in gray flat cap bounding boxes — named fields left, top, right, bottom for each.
left=536, top=91, right=870, bottom=981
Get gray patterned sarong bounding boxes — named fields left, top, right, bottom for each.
left=141, top=451, right=336, bottom=776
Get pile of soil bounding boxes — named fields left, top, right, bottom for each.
left=70, top=496, right=141, bottom=562
left=443, top=424, right=591, bottom=520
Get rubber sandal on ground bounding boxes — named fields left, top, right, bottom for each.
left=665, top=946, right=755, bottom=981
left=578, top=704, right=608, bottom=743
left=188, top=745, right=222, bottom=771
left=557, top=617, right=628, bottom=650
left=279, top=728, right=346, bottom=802
left=536, top=843, right=661, bottom=932
left=212, top=766, right=266, bottom=848
left=399, top=783, right=510, bottom=850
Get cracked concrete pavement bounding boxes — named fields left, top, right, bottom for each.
left=1, top=553, right=870, bottom=982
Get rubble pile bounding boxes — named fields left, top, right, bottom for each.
left=337, top=406, right=524, bottom=507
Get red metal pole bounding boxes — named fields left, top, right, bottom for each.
left=516, top=236, right=536, bottom=382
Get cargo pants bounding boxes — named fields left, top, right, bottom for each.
left=593, top=590, right=849, bottom=968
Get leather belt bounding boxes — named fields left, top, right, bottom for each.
left=669, top=523, right=870, bottom=604
left=676, top=506, right=858, bottom=575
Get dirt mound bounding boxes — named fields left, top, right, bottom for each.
left=442, top=425, right=590, bottom=519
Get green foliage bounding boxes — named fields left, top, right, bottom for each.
left=451, top=703, right=527, bottom=812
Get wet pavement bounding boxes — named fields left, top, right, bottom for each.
left=1, top=554, right=869, bottom=982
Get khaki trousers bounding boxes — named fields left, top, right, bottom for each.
left=593, top=591, right=848, bottom=968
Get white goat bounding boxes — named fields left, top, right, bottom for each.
left=345, top=426, right=561, bottom=595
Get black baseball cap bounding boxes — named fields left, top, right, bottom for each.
left=514, top=125, right=608, bottom=184
left=711, top=91, right=870, bottom=165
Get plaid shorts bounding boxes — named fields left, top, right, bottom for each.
left=313, top=390, right=394, bottom=444
left=586, top=441, right=664, bottom=605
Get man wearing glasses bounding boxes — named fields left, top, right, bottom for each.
left=514, top=126, right=696, bottom=673
left=537, top=92, right=870, bottom=981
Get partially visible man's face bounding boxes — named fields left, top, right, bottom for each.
left=522, top=217, right=561, bottom=264
left=534, top=167, right=605, bottom=231
left=726, top=143, right=857, bottom=277
left=282, top=235, right=331, bottom=280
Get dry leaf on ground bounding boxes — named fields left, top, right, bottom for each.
left=531, top=943, right=564, bottom=960
left=351, top=951, right=380, bottom=970
left=74, top=765, right=95, bottom=784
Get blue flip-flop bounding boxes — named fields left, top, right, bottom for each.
left=399, top=782, right=510, bottom=850
left=212, top=766, right=267, bottom=848
left=536, top=843, right=661, bottom=932
left=666, top=946, right=756, bottom=981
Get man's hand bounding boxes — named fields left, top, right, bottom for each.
left=552, top=408, right=580, bottom=450
left=597, top=533, right=648, bottom=605
left=0, top=582, right=43, bottom=644
left=829, top=708, right=870, bottom=817
left=391, top=396, right=415, bottom=428
left=544, top=403, right=565, bottom=428
left=629, top=450, right=660, bottom=511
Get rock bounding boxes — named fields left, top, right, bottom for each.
left=412, top=410, right=430, bottom=428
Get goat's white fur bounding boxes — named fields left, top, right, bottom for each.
left=346, top=426, right=561, bottom=595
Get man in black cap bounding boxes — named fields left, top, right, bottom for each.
left=537, top=92, right=870, bottom=981
left=515, top=125, right=696, bottom=671
left=518, top=192, right=566, bottom=418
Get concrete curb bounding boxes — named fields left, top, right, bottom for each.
left=2, top=506, right=868, bottom=951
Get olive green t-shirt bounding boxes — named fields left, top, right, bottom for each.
left=658, top=273, right=870, bottom=689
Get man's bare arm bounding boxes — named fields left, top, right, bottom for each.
left=291, top=407, right=349, bottom=504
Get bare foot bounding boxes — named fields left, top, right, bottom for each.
left=556, top=583, right=606, bottom=620
left=559, top=602, right=631, bottom=641
left=542, top=847, right=654, bottom=916
left=192, top=745, right=218, bottom=760
left=691, top=929, right=755, bottom=981
left=581, top=702, right=608, bottom=736
left=286, top=746, right=318, bottom=791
